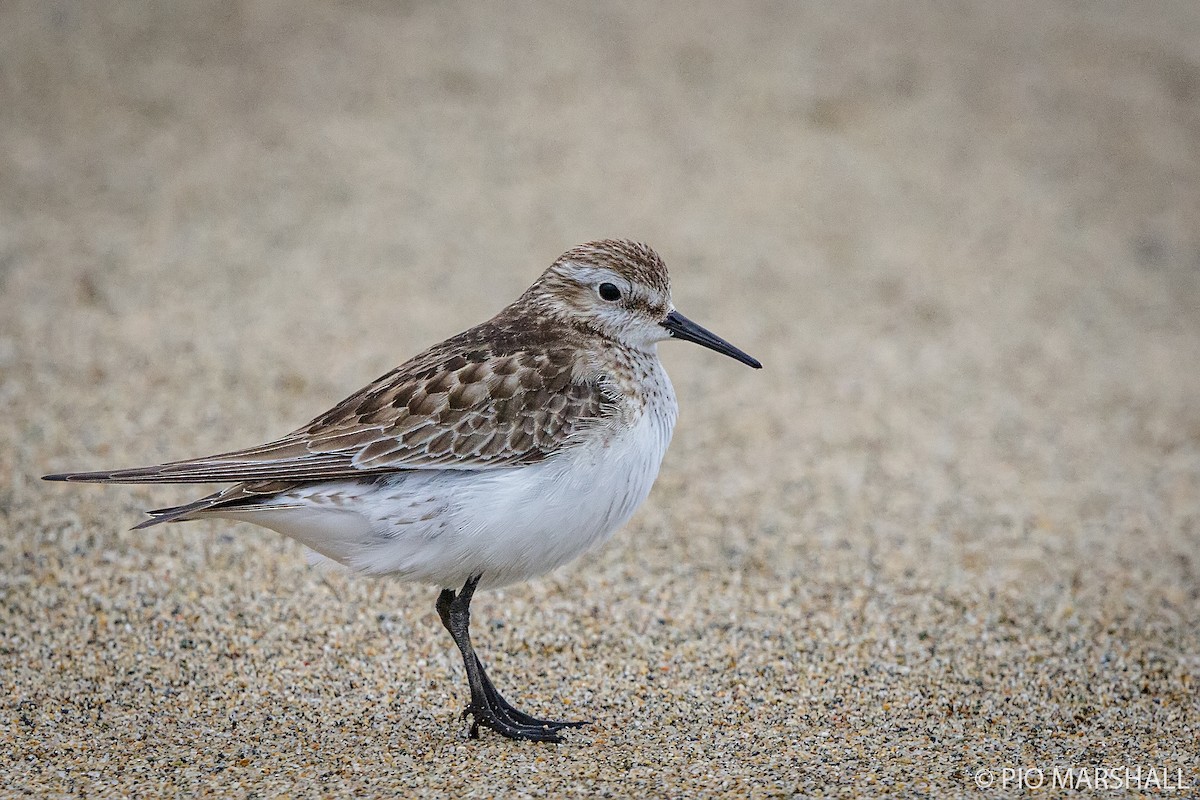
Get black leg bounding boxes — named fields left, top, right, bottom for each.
left=436, top=576, right=587, bottom=742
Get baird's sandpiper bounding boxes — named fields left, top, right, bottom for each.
left=45, top=239, right=761, bottom=742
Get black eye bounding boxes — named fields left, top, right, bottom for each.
left=598, top=282, right=621, bottom=302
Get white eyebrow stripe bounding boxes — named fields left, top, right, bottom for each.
left=565, top=264, right=628, bottom=288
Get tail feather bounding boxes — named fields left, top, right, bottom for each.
left=43, top=477, right=302, bottom=530
left=131, top=494, right=232, bottom=529
left=132, top=507, right=198, bottom=530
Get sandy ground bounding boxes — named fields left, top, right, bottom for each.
left=3, top=1, right=1199, bottom=796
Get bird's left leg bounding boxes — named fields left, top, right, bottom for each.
left=436, top=575, right=585, bottom=742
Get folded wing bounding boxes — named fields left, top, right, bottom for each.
left=45, top=328, right=616, bottom=485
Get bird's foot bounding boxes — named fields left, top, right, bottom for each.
left=476, top=666, right=587, bottom=732
left=461, top=697, right=587, bottom=743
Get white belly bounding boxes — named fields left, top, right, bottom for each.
left=217, top=391, right=677, bottom=590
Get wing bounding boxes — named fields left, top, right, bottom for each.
left=45, top=321, right=618, bottom=485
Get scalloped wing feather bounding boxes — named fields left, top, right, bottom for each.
left=48, top=318, right=617, bottom=485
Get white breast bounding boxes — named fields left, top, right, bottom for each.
left=219, top=365, right=678, bottom=590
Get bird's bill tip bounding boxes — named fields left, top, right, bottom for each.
left=661, top=310, right=762, bottom=369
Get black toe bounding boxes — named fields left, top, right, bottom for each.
left=464, top=703, right=567, bottom=743
left=472, top=654, right=587, bottom=731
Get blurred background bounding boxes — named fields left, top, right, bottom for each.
left=3, top=1, right=1198, bottom=794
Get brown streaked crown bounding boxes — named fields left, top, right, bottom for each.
left=551, top=240, right=671, bottom=299
left=519, top=240, right=673, bottom=331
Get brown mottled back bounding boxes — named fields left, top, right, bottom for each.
left=47, top=243, right=681, bottom=491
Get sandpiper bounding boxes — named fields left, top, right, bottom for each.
left=45, top=239, right=761, bottom=742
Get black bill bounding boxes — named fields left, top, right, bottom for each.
left=661, top=310, right=762, bottom=369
